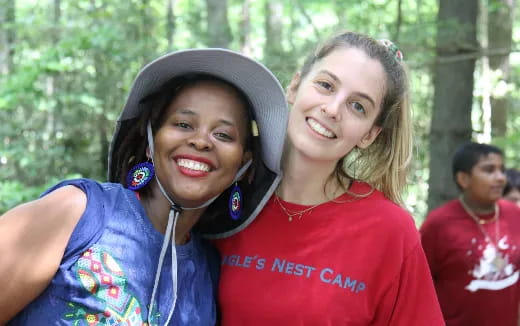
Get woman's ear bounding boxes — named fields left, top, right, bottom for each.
left=242, top=150, right=252, bottom=166
left=286, top=73, right=301, bottom=105
left=357, top=126, right=382, bottom=149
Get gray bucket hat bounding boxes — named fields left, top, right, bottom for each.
left=107, top=48, right=288, bottom=238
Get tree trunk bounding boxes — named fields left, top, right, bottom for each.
left=166, top=0, right=176, bottom=51
left=480, top=1, right=492, bottom=143
left=239, top=0, right=251, bottom=55
left=264, top=1, right=283, bottom=57
left=0, top=0, right=15, bottom=74
left=488, top=0, right=514, bottom=137
left=394, top=0, right=403, bottom=42
left=264, top=0, right=290, bottom=82
left=44, top=0, right=62, bottom=175
left=204, top=0, right=232, bottom=48
left=288, top=3, right=297, bottom=52
left=93, top=48, right=110, bottom=177
left=141, top=0, right=155, bottom=62
left=427, top=0, right=478, bottom=212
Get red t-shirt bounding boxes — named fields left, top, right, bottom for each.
left=216, top=181, right=444, bottom=325
left=421, top=199, right=520, bottom=326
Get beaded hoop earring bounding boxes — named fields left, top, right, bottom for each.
left=228, top=182, right=242, bottom=220
left=126, top=161, right=155, bottom=191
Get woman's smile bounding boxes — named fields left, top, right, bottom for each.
left=175, top=155, right=215, bottom=177
left=306, top=117, right=336, bottom=139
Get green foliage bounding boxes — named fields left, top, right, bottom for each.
left=1, top=0, right=519, bottom=225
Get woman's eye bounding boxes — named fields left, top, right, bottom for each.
left=351, top=102, right=366, bottom=114
left=214, top=132, right=233, bottom=141
left=316, top=80, right=333, bottom=91
left=175, top=122, right=192, bottom=129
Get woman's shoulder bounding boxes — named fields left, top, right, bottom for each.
left=348, top=181, right=411, bottom=217
left=335, top=181, right=421, bottom=254
left=42, top=178, right=125, bottom=197
left=42, top=178, right=133, bottom=210
left=43, top=179, right=131, bottom=255
left=337, top=181, right=418, bottom=234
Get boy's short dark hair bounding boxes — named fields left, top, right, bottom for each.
left=452, top=142, right=504, bottom=189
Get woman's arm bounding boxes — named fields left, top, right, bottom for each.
left=0, top=185, right=86, bottom=323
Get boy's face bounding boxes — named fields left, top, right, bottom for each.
left=457, top=153, right=507, bottom=205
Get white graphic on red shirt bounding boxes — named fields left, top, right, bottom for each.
left=465, top=236, right=519, bottom=292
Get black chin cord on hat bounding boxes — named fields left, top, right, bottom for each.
left=145, top=121, right=251, bottom=324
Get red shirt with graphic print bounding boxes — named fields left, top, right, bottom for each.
left=421, top=199, right=520, bottom=326
left=216, top=181, right=444, bottom=325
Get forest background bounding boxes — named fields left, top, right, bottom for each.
left=0, top=0, right=519, bottom=224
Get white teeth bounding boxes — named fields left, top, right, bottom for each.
left=177, top=159, right=211, bottom=172
left=308, top=118, right=335, bottom=138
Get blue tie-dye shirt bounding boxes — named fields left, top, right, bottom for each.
left=9, top=178, right=218, bottom=326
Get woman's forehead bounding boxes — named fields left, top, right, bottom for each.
left=310, top=47, right=386, bottom=103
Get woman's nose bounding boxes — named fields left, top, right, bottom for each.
left=188, top=132, right=213, bottom=151
left=320, top=100, right=341, bottom=121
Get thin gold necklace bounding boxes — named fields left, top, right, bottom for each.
left=459, top=195, right=499, bottom=225
left=274, top=195, right=322, bottom=222
left=459, top=195, right=500, bottom=244
left=459, top=195, right=505, bottom=270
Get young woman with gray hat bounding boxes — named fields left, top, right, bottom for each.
left=0, top=49, right=288, bottom=325
left=209, top=31, right=444, bottom=324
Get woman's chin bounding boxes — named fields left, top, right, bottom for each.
left=173, top=194, right=216, bottom=210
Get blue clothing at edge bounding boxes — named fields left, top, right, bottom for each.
left=9, top=178, right=219, bottom=326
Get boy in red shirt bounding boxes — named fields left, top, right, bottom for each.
left=421, top=142, right=520, bottom=326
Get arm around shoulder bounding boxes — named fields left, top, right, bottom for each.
left=0, top=185, right=86, bottom=323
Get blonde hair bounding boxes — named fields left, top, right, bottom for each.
left=299, top=31, right=413, bottom=205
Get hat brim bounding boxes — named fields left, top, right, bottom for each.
left=107, top=48, right=288, bottom=238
